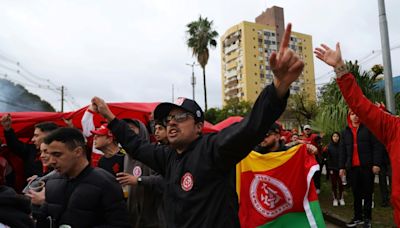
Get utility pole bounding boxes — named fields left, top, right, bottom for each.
left=186, top=62, right=197, bottom=100
left=378, top=0, right=396, bottom=113
left=61, top=85, right=64, bottom=112
left=172, top=84, right=174, bottom=102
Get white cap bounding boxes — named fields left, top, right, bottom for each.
left=303, top=125, right=311, bottom=130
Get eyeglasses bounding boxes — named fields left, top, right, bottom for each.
left=164, top=112, right=193, bottom=125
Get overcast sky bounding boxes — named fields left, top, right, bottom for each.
left=0, top=0, right=399, bottom=112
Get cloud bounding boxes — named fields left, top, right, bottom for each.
left=0, top=0, right=399, bottom=111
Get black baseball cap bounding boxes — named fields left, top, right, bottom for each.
left=267, top=123, right=281, bottom=134
left=154, top=97, right=204, bottom=123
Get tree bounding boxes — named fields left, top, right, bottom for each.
left=285, top=91, right=318, bottom=127
left=186, top=16, right=218, bottom=111
left=205, top=98, right=252, bottom=124
left=313, top=61, right=386, bottom=136
left=0, top=78, right=55, bottom=112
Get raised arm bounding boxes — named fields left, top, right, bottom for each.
left=314, top=43, right=399, bottom=146
left=271, top=23, right=304, bottom=98
left=1, top=114, right=33, bottom=158
left=213, top=24, right=304, bottom=170
left=91, top=97, right=168, bottom=175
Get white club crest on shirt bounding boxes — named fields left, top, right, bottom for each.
left=249, top=174, right=293, bottom=218
left=132, top=166, right=142, bottom=177
left=181, top=172, right=194, bottom=191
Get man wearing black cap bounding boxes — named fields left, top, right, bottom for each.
left=92, top=23, right=303, bottom=228
left=253, top=123, right=289, bottom=154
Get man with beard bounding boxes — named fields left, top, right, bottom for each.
left=91, top=23, right=303, bottom=227
left=254, top=123, right=318, bottom=154
left=253, top=123, right=289, bottom=154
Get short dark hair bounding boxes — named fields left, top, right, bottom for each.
left=44, top=127, right=86, bottom=152
left=154, top=120, right=166, bottom=128
left=34, top=122, right=58, bottom=133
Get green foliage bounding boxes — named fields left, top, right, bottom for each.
left=186, top=16, right=218, bottom=111
left=205, top=99, right=252, bottom=124
left=285, top=91, right=319, bottom=127
left=313, top=61, right=386, bottom=137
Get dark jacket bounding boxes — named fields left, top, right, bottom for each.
left=339, top=124, right=383, bottom=169
left=108, top=84, right=288, bottom=228
left=123, top=119, right=165, bottom=228
left=327, top=142, right=341, bottom=171
left=37, top=165, right=130, bottom=228
left=0, top=185, right=34, bottom=228
left=3, top=128, right=42, bottom=178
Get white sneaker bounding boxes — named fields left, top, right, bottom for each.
left=340, top=198, right=345, bottom=206
left=333, top=199, right=338, bottom=206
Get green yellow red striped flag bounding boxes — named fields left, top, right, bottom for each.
left=236, top=144, right=325, bottom=228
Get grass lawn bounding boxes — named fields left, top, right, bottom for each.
left=318, top=175, right=395, bottom=227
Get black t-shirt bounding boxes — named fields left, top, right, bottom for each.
left=98, top=151, right=125, bottom=176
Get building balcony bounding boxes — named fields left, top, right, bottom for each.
left=225, top=51, right=239, bottom=62
left=224, top=43, right=239, bottom=55
left=224, top=79, right=239, bottom=87
left=225, top=69, right=237, bottom=79
left=225, top=88, right=239, bottom=97
left=226, top=61, right=237, bottom=71
left=224, top=35, right=240, bottom=47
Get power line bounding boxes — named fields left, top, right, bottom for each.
left=314, top=44, right=400, bottom=82
left=0, top=60, right=58, bottom=90
left=0, top=51, right=81, bottom=111
left=0, top=72, right=59, bottom=93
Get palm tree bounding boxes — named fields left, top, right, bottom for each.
left=186, top=16, right=218, bottom=111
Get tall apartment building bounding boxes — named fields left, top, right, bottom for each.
left=221, top=6, right=316, bottom=105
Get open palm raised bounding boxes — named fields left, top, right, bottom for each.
left=314, top=42, right=345, bottom=68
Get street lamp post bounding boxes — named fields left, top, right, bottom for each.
left=378, top=0, right=395, bottom=113
left=186, top=62, right=198, bottom=100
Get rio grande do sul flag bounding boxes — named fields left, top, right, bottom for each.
left=236, top=144, right=325, bottom=228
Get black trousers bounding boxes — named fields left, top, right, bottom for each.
left=378, top=164, right=391, bottom=205
left=349, top=166, right=374, bottom=220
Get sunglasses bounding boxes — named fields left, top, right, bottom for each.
left=164, top=112, right=193, bottom=125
